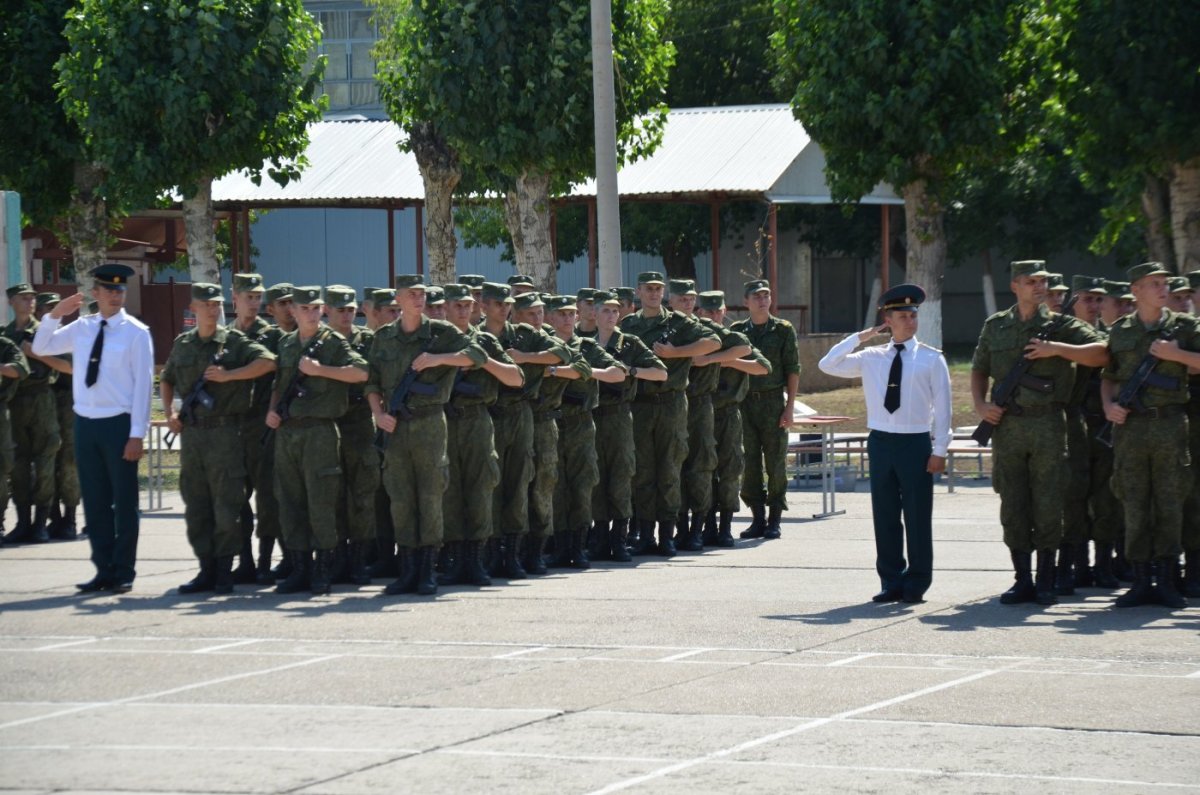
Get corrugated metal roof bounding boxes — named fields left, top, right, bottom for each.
left=209, top=105, right=900, bottom=206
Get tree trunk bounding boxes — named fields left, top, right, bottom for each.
left=901, top=176, right=947, bottom=350
left=66, top=162, right=108, bottom=299
left=1141, top=174, right=1177, bottom=271
left=181, top=176, right=220, bottom=285
left=662, top=235, right=696, bottom=280
left=981, top=248, right=997, bottom=317
left=409, top=122, right=460, bottom=285
left=1168, top=159, right=1200, bottom=274
left=503, top=169, right=556, bottom=292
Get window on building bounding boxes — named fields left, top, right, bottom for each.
left=311, top=5, right=380, bottom=112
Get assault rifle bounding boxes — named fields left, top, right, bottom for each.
left=971, top=295, right=1079, bottom=446
left=261, top=333, right=324, bottom=447
left=372, top=361, right=438, bottom=453
left=164, top=350, right=223, bottom=447
left=1095, top=323, right=1179, bottom=448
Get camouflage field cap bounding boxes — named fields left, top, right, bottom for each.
left=575, top=287, right=598, bottom=303
left=1102, top=280, right=1133, bottom=300
left=395, top=274, right=427, bottom=291
left=1168, top=276, right=1192, bottom=294
left=265, top=283, right=294, bottom=303
left=370, top=288, right=397, bottom=307
left=443, top=283, right=472, bottom=302
left=323, top=285, right=357, bottom=308
left=1126, top=261, right=1170, bottom=284
left=513, top=292, right=545, bottom=310
left=669, top=278, right=697, bottom=296
left=35, top=292, right=61, bottom=309
left=1071, top=275, right=1107, bottom=294
left=233, top=273, right=265, bottom=293
left=1047, top=273, right=1068, bottom=291
left=5, top=283, right=35, bottom=298
left=593, top=289, right=621, bottom=306
left=425, top=285, right=445, bottom=305
left=697, top=290, right=725, bottom=311
left=190, top=283, right=223, bottom=302
left=481, top=282, right=516, bottom=304
left=614, top=286, right=637, bottom=302
left=1188, top=271, right=1200, bottom=292
left=1009, top=260, right=1051, bottom=279
left=637, top=271, right=666, bottom=286
left=458, top=274, right=486, bottom=288
left=507, top=273, right=536, bottom=288
left=544, top=294, right=577, bottom=312
left=743, top=279, right=771, bottom=297
left=292, top=286, right=324, bottom=305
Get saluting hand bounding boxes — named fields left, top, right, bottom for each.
left=50, top=293, right=84, bottom=319
left=857, top=324, right=887, bottom=343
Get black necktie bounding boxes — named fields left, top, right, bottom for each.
left=85, top=319, right=107, bottom=387
left=884, top=342, right=904, bottom=413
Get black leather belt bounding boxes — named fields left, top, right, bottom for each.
left=1010, top=402, right=1065, bottom=417
left=745, top=388, right=783, bottom=401
left=394, top=404, right=444, bottom=422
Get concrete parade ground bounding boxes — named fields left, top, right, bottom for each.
left=0, top=483, right=1197, bottom=794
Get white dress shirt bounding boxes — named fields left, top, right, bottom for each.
left=32, top=308, right=155, bottom=439
left=818, top=333, right=952, bottom=457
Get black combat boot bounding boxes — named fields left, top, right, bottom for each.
left=678, top=511, right=704, bottom=552
left=1073, top=543, right=1094, bottom=588
left=503, top=534, right=530, bottom=579
left=58, top=504, right=79, bottom=540
left=4, top=504, right=33, bottom=544
left=609, top=519, right=632, bottom=562
left=1183, top=551, right=1200, bottom=598
left=47, top=503, right=63, bottom=537
left=1114, top=533, right=1133, bottom=582
left=739, top=505, right=766, bottom=539
left=1114, top=561, right=1154, bottom=607
left=436, top=544, right=453, bottom=575
left=348, top=541, right=371, bottom=585
left=270, top=548, right=293, bottom=581
left=1153, top=558, right=1187, bottom=609
left=437, top=541, right=466, bottom=585
left=657, top=520, right=677, bottom=558
left=568, top=527, right=590, bottom=570
left=461, top=540, right=492, bottom=586
left=213, top=556, right=235, bottom=595
left=415, top=546, right=438, bottom=595
left=1092, top=542, right=1120, bottom=588
left=999, top=550, right=1036, bottom=604
left=589, top=521, right=611, bottom=562
left=763, top=506, right=783, bottom=540
left=633, top=520, right=659, bottom=556
left=674, top=511, right=689, bottom=544
left=549, top=531, right=574, bottom=568
left=701, top=508, right=718, bottom=546
left=255, top=537, right=276, bottom=585
left=328, top=540, right=351, bottom=584
left=309, top=549, right=333, bottom=595
left=715, top=511, right=735, bottom=548
left=1054, top=543, right=1075, bottom=596
left=368, top=539, right=398, bottom=579
left=384, top=549, right=418, bottom=594
left=233, top=535, right=257, bottom=584
left=1035, top=549, right=1058, bottom=605
left=179, top=559, right=217, bottom=594
left=275, top=550, right=311, bottom=594
left=485, top=537, right=505, bottom=577
left=29, top=505, right=50, bottom=544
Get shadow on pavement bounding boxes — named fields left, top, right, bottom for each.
left=918, top=597, right=1197, bottom=634
left=763, top=601, right=918, bottom=625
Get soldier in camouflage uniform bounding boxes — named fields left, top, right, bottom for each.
left=1183, top=269, right=1200, bottom=597
left=479, top=284, right=572, bottom=578
left=367, top=275, right=487, bottom=596
left=440, top=283, right=523, bottom=586
left=34, top=293, right=80, bottom=540
left=1102, top=262, right=1200, bottom=609
left=1167, top=276, right=1193, bottom=313
left=696, top=291, right=771, bottom=547
left=268, top=286, right=368, bottom=595
left=589, top=290, right=666, bottom=561
left=457, top=275, right=487, bottom=325
left=731, top=280, right=801, bottom=541
left=620, top=271, right=721, bottom=557
left=972, top=261, right=1107, bottom=606
left=424, top=285, right=447, bottom=320
left=545, top=295, right=624, bottom=568
left=615, top=286, right=638, bottom=321
left=574, top=288, right=599, bottom=338
left=161, top=283, right=275, bottom=594
left=323, top=285, right=379, bottom=585
left=2, top=283, right=69, bottom=544
left=365, top=288, right=401, bottom=578
left=0, top=336, right=29, bottom=542
left=507, top=274, right=537, bottom=296
left=265, top=282, right=297, bottom=333
left=515, top=293, right=592, bottom=571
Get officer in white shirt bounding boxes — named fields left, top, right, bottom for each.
left=819, top=284, right=952, bottom=603
left=32, top=264, right=154, bottom=594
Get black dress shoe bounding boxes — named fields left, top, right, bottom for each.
left=872, top=588, right=903, bottom=603
left=901, top=593, right=925, bottom=604
left=76, top=575, right=111, bottom=593
left=109, top=580, right=134, bottom=594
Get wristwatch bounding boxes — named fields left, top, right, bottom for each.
left=549, top=365, right=558, bottom=377
left=629, top=366, right=638, bottom=378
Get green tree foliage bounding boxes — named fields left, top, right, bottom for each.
left=664, top=0, right=784, bottom=108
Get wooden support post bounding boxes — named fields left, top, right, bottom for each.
left=387, top=206, right=396, bottom=287
left=229, top=213, right=239, bottom=273
left=710, top=202, right=721, bottom=292
left=768, top=203, right=779, bottom=313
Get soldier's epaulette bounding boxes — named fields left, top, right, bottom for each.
left=776, top=319, right=793, bottom=329
left=323, top=327, right=348, bottom=344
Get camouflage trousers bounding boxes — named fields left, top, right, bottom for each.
left=554, top=411, right=599, bottom=533
left=712, top=403, right=745, bottom=513
left=10, top=388, right=59, bottom=506
left=1061, top=412, right=1091, bottom=545
left=337, top=406, right=379, bottom=543
left=54, top=388, right=79, bottom=507
left=1182, top=410, right=1200, bottom=553
left=241, top=410, right=281, bottom=541
left=274, top=419, right=342, bottom=552
left=444, top=405, right=499, bottom=543
left=991, top=411, right=1067, bottom=552
left=681, top=393, right=717, bottom=513
left=591, top=404, right=634, bottom=523
left=528, top=413, right=560, bottom=536
left=1086, top=419, right=1121, bottom=545
left=632, top=391, right=688, bottom=522
left=1112, top=413, right=1188, bottom=562
left=381, top=410, right=448, bottom=549
left=491, top=402, right=534, bottom=537
left=740, top=390, right=789, bottom=511
left=0, top=404, right=12, bottom=511
left=180, top=422, right=246, bottom=559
